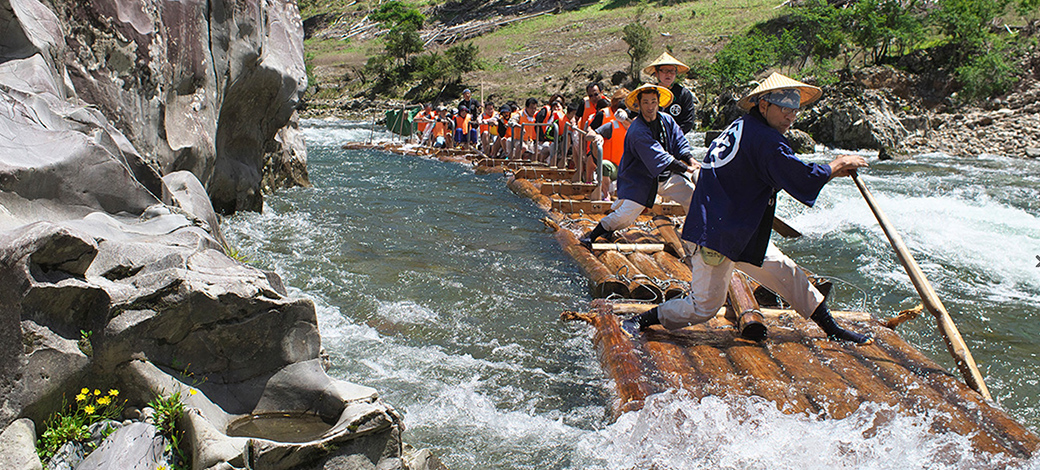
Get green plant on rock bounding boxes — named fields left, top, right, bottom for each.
left=149, top=389, right=195, bottom=470
left=37, top=388, right=125, bottom=462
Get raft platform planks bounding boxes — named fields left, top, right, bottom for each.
left=347, top=139, right=1040, bottom=461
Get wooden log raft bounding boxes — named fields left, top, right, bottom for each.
left=727, top=271, right=767, bottom=341
left=626, top=251, right=686, bottom=300
left=506, top=178, right=552, bottom=210
left=540, top=182, right=597, bottom=197
left=565, top=305, right=1040, bottom=459
left=513, top=167, right=575, bottom=180
left=598, top=250, right=664, bottom=301
left=542, top=218, right=628, bottom=298
left=651, top=215, right=686, bottom=259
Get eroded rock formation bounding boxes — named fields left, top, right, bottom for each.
left=0, top=0, right=422, bottom=468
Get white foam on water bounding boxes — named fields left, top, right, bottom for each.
left=785, top=169, right=1040, bottom=304
left=376, top=299, right=440, bottom=324
left=576, top=390, right=1037, bottom=470
left=301, top=118, right=396, bottom=148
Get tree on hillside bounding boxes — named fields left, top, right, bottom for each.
left=847, top=0, right=924, bottom=65
left=363, top=1, right=427, bottom=94
left=623, top=21, right=653, bottom=81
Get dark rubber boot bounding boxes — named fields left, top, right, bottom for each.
left=811, top=303, right=872, bottom=344
left=579, top=223, right=611, bottom=249
left=620, top=308, right=661, bottom=338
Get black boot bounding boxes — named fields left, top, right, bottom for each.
left=811, top=303, right=872, bottom=344
left=620, top=308, right=661, bottom=338
left=579, top=223, right=611, bottom=249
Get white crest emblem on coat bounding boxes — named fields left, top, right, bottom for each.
left=668, top=104, right=681, bottom=116
left=704, top=120, right=742, bottom=169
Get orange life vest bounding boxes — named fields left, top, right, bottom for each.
left=417, top=110, right=434, bottom=132
left=479, top=110, right=495, bottom=134
left=580, top=97, right=597, bottom=130
left=454, top=114, right=470, bottom=133
left=603, top=120, right=627, bottom=166
left=519, top=110, right=538, bottom=142
left=432, top=120, right=447, bottom=138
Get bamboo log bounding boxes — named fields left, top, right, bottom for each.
left=598, top=250, right=663, bottom=301
left=627, top=252, right=685, bottom=300
left=653, top=251, right=692, bottom=283
left=540, top=182, right=597, bottom=196
left=652, top=216, right=686, bottom=259
left=852, top=172, right=990, bottom=400
left=590, top=243, right=664, bottom=253
left=727, top=272, right=767, bottom=341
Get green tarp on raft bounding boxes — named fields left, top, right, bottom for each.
left=385, top=108, right=420, bottom=136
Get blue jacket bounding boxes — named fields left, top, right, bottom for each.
left=617, top=112, right=692, bottom=207
left=682, top=112, right=832, bottom=266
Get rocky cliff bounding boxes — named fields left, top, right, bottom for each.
left=0, top=1, right=420, bottom=469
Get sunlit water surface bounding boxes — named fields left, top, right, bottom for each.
left=224, top=119, right=1040, bottom=469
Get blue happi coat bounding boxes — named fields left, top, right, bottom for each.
left=681, top=112, right=832, bottom=266
left=617, top=112, right=692, bottom=208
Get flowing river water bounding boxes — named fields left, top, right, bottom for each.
left=225, top=119, right=1040, bottom=469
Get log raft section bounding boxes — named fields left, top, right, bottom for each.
left=346, top=141, right=1040, bottom=460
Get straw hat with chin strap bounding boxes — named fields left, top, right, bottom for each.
left=625, top=84, right=673, bottom=111
left=643, top=51, right=690, bottom=76
left=737, top=72, right=822, bottom=111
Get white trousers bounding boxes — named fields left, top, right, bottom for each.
left=599, top=173, right=695, bottom=232
left=656, top=241, right=825, bottom=330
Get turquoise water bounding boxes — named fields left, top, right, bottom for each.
left=225, top=119, right=1040, bottom=469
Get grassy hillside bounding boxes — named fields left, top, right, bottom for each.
left=299, top=0, right=1040, bottom=115
left=300, top=0, right=788, bottom=110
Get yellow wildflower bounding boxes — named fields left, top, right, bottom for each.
left=75, top=393, right=87, bottom=402
left=81, top=388, right=89, bottom=395
left=108, top=389, right=119, bottom=397
left=84, top=405, right=95, bottom=414
left=97, top=396, right=111, bottom=406
left=94, top=389, right=102, bottom=396
left=189, top=389, right=197, bottom=396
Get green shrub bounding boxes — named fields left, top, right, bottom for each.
left=955, top=43, right=1019, bottom=100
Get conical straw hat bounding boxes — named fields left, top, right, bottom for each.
left=643, top=51, right=690, bottom=76
left=625, top=84, right=674, bottom=111
left=737, top=72, right=822, bottom=111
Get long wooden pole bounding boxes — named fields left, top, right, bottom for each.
left=851, top=172, right=991, bottom=400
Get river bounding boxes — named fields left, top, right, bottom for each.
left=224, top=119, right=1040, bottom=469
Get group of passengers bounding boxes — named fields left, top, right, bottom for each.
left=419, top=51, right=873, bottom=345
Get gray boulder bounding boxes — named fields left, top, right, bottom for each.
left=73, top=422, right=172, bottom=470
left=0, top=418, right=43, bottom=470
left=798, top=85, right=928, bottom=154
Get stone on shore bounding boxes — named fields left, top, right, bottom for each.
left=0, top=418, right=43, bottom=470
